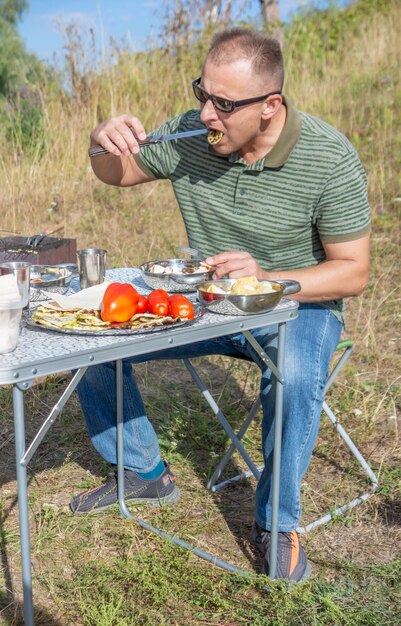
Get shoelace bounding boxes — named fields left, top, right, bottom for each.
left=283, top=531, right=297, bottom=547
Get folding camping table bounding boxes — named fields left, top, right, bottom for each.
left=0, top=268, right=298, bottom=626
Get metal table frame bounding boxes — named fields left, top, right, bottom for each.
left=0, top=269, right=298, bottom=625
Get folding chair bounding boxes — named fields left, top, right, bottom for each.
left=183, top=339, right=378, bottom=534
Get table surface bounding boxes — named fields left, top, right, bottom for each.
left=0, top=268, right=299, bottom=385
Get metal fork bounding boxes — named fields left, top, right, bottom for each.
left=88, top=135, right=163, bottom=158
left=88, top=128, right=208, bottom=158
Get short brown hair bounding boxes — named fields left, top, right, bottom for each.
left=206, top=27, right=284, bottom=90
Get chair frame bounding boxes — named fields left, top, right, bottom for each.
left=183, top=339, right=379, bottom=534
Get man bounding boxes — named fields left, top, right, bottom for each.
left=71, top=28, right=370, bottom=583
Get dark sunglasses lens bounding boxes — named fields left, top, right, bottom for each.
left=193, top=83, right=208, bottom=103
left=213, top=97, right=233, bottom=112
left=193, top=81, right=234, bottom=112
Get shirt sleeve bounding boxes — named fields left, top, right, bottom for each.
left=314, top=148, right=371, bottom=243
left=134, top=110, right=203, bottom=180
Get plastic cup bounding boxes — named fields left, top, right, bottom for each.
left=0, top=262, right=30, bottom=308
left=0, top=272, right=25, bottom=354
left=76, top=248, right=107, bottom=290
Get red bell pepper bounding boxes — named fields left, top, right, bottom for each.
left=100, top=282, right=139, bottom=323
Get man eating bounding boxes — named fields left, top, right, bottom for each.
left=71, top=27, right=370, bottom=583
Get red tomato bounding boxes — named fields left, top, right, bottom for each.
left=168, top=294, right=195, bottom=320
left=100, top=282, right=139, bottom=323
left=136, top=295, right=148, bottom=314
left=148, top=289, right=169, bottom=301
left=148, top=296, right=169, bottom=316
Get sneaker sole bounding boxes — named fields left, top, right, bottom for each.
left=262, top=560, right=312, bottom=585
left=283, top=561, right=312, bottom=588
left=71, top=485, right=181, bottom=515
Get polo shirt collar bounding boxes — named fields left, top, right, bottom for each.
left=263, top=96, right=301, bottom=168
left=221, top=96, right=301, bottom=169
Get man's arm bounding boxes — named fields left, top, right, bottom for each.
left=89, top=114, right=156, bottom=187
left=206, top=234, right=370, bottom=302
left=89, top=153, right=154, bottom=187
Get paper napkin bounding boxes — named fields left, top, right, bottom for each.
left=41, top=281, right=111, bottom=311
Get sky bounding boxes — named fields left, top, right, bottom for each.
left=17, top=0, right=305, bottom=64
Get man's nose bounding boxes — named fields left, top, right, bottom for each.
left=200, top=98, right=218, bottom=123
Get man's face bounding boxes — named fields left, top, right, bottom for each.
left=199, top=58, right=274, bottom=156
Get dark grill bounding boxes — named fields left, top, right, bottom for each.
left=0, top=236, right=77, bottom=264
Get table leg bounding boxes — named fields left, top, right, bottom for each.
left=114, top=316, right=288, bottom=579
left=116, top=359, right=131, bottom=518
left=114, top=319, right=288, bottom=580
left=114, top=359, right=252, bottom=575
left=269, top=321, right=286, bottom=579
left=13, top=385, right=35, bottom=626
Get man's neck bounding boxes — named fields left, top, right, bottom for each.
left=240, top=103, right=287, bottom=164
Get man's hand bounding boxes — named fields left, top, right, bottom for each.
left=90, top=114, right=147, bottom=157
left=205, top=251, right=267, bottom=279
left=89, top=114, right=155, bottom=187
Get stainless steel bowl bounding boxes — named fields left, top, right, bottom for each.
left=30, top=264, right=77, bottom=290
left=197, top=279, right=301, bottom=315
left=139, top=258, right=215, bottom=293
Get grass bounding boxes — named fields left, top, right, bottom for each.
left=1, top=352, right=400, bottom=624
left=1, top=0, right=401, bottom=623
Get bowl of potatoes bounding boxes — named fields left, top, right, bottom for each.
left=197, top=276, right=300, bottom=315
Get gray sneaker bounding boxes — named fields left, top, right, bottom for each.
left=70, top=463, right=180, bottom=514
left=251, top=522, right=311, bottom=582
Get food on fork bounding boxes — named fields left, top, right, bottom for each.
left=207, top=129, right=224, bottom=145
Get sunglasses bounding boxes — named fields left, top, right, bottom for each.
left=192, top=77, right=281, bottom=113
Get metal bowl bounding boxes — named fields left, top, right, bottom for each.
left=30, top=264, right=77, bottom=290
left=139, top=258, right=215, bottom=293
left=197, top=279, right=301, bottom=315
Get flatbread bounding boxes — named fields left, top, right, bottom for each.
left=31, top=306, right=181, bottom=332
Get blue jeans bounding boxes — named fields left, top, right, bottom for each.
left=76, top=303, right=342, bottom=531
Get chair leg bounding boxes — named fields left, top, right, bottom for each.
left=207, top=397, right=263, bottom=492
left=183, top=359, right=262, bottom=482
left=184, top=341, right=379, bottom=533
left=324, top=341, right=354, bottom=395
left=297, top=399, right=379, bottom=533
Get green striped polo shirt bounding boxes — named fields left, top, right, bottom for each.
left=135, top=97, right=371, bottom=323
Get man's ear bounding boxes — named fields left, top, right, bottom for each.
left=261, top=95, right=283, bottom=119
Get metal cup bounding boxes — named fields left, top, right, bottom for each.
left=0, top=261, right=31, bottom=308
left=76, top=248, right=107, bottom=290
